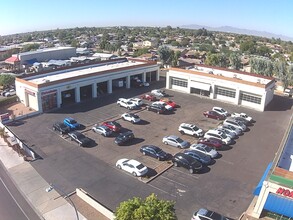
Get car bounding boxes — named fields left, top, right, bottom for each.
left=204, top=130, right=232, bottom=145
left=190, top=143, right=219, bottom=159
left=212, top=107, right=229, bottom=117
left=102, top=121, right=122, bottom=132
left=116, top=159, right=148, bottom=177
left=52, top=122, right=70, bottom=134
left=152, top=101, right=173, bottom=111
left=128, top=98, right=143, bottom=106
left=183, top=149, right=212, bottom=165
left=191, top=208, right=229, bottom=220
left=228, top=116, right=251, bottom=126
left=121, top=113, right=141, bottom=124
left=68, top=131, right=91, bottom=147
left=63, top=117, right=80, bottom=129
left=223, top=118, right=246, bottom=131
left=146, top=104, right=166, bottom=114
left=162, top=135, right=190, bottom=148
left=115, top=131, right=135, bottom=145
left=218, top=124, right=243, bottom=136
left=178, top=123, right=204, bottom=137
left=231, top=112, right=253, bottom=122
left=214, top=128, right=237, bottom=139
left=1, top=89, right=9, bottom=96
left=197, top=137, right=223, bottom=149
left=160, top=98, right=178, bottom=108
left=151, top=89, right=166, bottom=97
left=92, top=125, right=112, bottom=137
left=140, top=145, right=169, bottom=161
left=117, top=98, right=137, bottom=109
left=203, top=111, right=225, bottom=120
left=3, top=89, right=16, bottom=97
left=172, top=153, right=203, bottom=174
left=140, top=94, right=157, bottom=101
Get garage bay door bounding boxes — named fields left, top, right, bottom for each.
left=190, top=81, right=211, bottom=91
left=264, top=193, right=293, bottom=218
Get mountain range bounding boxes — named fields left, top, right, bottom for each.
left=181, top=24, right=293, bottom=42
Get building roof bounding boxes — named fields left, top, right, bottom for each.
left=16, top=47, right=75, bottom=57
left=5, top=56, right=20, bottom=63
left=21, top=59, right=153, bottom=86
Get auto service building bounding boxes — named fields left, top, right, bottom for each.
left=15, top=58, right=159, bottom=112
left=166, top=65, right=275, bottom=111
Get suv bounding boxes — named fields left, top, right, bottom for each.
left=172, top=153, right=203, bottom=174
left=115, top=131, right=135, bottom=145
left=223, top=118, right=246, bottom=131
left=117, top=98, right=137, bottom=109
left=191, top=208, right=229, bottom=220
left=128, top=98, right=143, bottom=106
left=52, top=122, right=70, bottom=134
left=204, top=130, right=231, bottom=145
left=178, top=123, right=204, bottom=137
left=146, top=104, right=166, bottom=114
left=212, top=107, right=229, bottom=117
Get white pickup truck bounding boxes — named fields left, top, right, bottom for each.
left=231, top=112, right=252, bottom=122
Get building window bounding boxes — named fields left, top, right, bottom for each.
left=240, top=93, right=262, bottom=104
left=215, top=87, right=236, bottom=98
left=171, top=78, right=188, bottom=88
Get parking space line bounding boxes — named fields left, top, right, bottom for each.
left=159, top=175, right=188, bottom=188
left=218, top=158, right=234, bottom=165
left=172, top=167, right=200, bottom=179
left=148, top=183, right=177, bottom=198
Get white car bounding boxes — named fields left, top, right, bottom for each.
left=223, top=118, right=246, bottom=131
left=192, top=208, right=229, bottom=220
left=151, top=89, right=166, bottom=97
left=190, top=143, right=219, bottom=159
left=215, top=128, right=237, bottom=139
left=128, top=98, right=143, bottom=106
left=162, top=135, right=190, bottom=148
left=117, top=98, right=137, bottom=109
left=231, top=112, right=253, bottom=122
left=204, top=130, right=232, bottom=145
left=218, top=124, right=242, bottom=136
left=212, top=107, right=229, bottom=117
left=121, top=113, right=141, bottom=124
left=153, top=101, right=173, bottom=110
left=4, top=89, right=16, bottom=97
left=178, top=123, right=204, bottom=137
left=92, top=125, right=112, bottom=137
left=116, top=158, right=148, bottom=177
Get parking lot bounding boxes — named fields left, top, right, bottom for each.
left=8, top=78, right=293, bottom=220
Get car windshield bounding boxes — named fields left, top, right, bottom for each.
left=75, top=133, right=85, bottom=138
left=111, top=122, right=120, bottom=127
left=69, top=119, right=77, bottom=124
left=133, top=115, right=139, bottom=118
left=205, top=146, right=212, bottom=152
left=192, top=126, right=199, bottom=131
left=176, top=137, right=184, bottom=143
left=209, top=211, right=224, bottom=220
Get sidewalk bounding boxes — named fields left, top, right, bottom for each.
left=0, top=137, right=87, bottom=220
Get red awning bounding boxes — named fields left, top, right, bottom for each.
left=5, top=56, right=20, bottom=63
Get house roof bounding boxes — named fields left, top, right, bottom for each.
left=5, top=56, right=20, bottom=63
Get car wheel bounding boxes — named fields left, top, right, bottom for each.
left=78, top=143, right=81, bottom=147
left=122, top=117, right=126, bottom=121
left=131, top=121, right=134, bottom=124
left=147, top=107, right=150, bottom=111
left=143, top=151, right=146, bottom=155
left=70, top=137, right=73, bottom=141
left=127, top=107, right=130, bottom=110
left=217, top=117, right=220, bottom=120
left=174, top=162, right=178, bottom=167
left=189, top=168, right=194, bottom=174
left=117, top=165, right=121, bottom=169
left=157, top=111, right=160, bottom=114
left=102, top=133, right=106, bottom=137
left=180, top=130, right=185, bottom=135
left=205, top=115, right=208, bottom=118
left=59, top=131, right=63, bottom=135
left=157, top=156, right=161, bottom=161
left=177, top=145, right=181, bottom=148
left=164, top=141, right=168, bottom=145
left=132, top=172, right=137, bottom=177
left=53, top=127, right=56, bottom=131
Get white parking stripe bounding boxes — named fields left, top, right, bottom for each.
left=218, top=158, right=234, bottom=165
left=159, top=175, right=188, bottom=188
left=148, top=183, right=177, bottom=198
left=172, top=167, right=200, bottom=179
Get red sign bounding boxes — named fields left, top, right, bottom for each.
left=276, top=187, right=293, bottom=198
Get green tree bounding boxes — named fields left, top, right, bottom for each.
left=229, top=53, right=241, bottom=70
left=205, top=53, right=228, bottom=67
left=290, top=52, right=293, bottom=62
left=158, top=46, right=172, bottom=66
left=21, top=43, right=40, bottom=52
left=0, top=74, right=15, bottom=89
left=250, top=57, right=274, bottom=76
left=274, top=61, right=293, bottom=89
left=115, top=193, right=177, bottom=220
left=240, top=40, right=256, bottom=54
left=256, top=45, right=271, bottom=57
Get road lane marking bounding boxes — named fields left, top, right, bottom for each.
left=159, top=175, right=188, bottom=188
left=148, top=183, right=177, bottom=198
left=172, top=167, right=200, bottom=179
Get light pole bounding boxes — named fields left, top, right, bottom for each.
left=45, top=183, right=79, bottom=220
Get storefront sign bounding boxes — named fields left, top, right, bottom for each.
left=276, top=187, right=293, bottom=198
left=25, top=88, right=36, bottom=97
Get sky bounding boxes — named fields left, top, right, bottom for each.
left=0, top=0, right=292, bottom=38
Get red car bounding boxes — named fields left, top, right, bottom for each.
left=203, top=110, right=225, bottom=120
left=197, top=137, right=223, bottom=149
left=160, top=98, right=178, bottom=108
left=140, top=94, right=157, bottom=101
left=102, top=121, right=122, bottom=132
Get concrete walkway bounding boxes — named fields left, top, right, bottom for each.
left=0, top=137, right=87, bottom=220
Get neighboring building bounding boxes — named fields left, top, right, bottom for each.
left=15, top=58, right=159, bottom=112
left=92, top=53, right=117, bottom=60
left=166, top=65, right=275, bottom=111
left=5, top=47, right=76, bottom=68
left=251, top=117, right=293, bottom=218
left=142, top=40, right=158, bottom=48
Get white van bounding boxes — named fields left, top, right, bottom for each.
left=223, top=118, right=246, bottom=131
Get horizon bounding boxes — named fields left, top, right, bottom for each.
left=1, top=0, right=292, bottom=39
